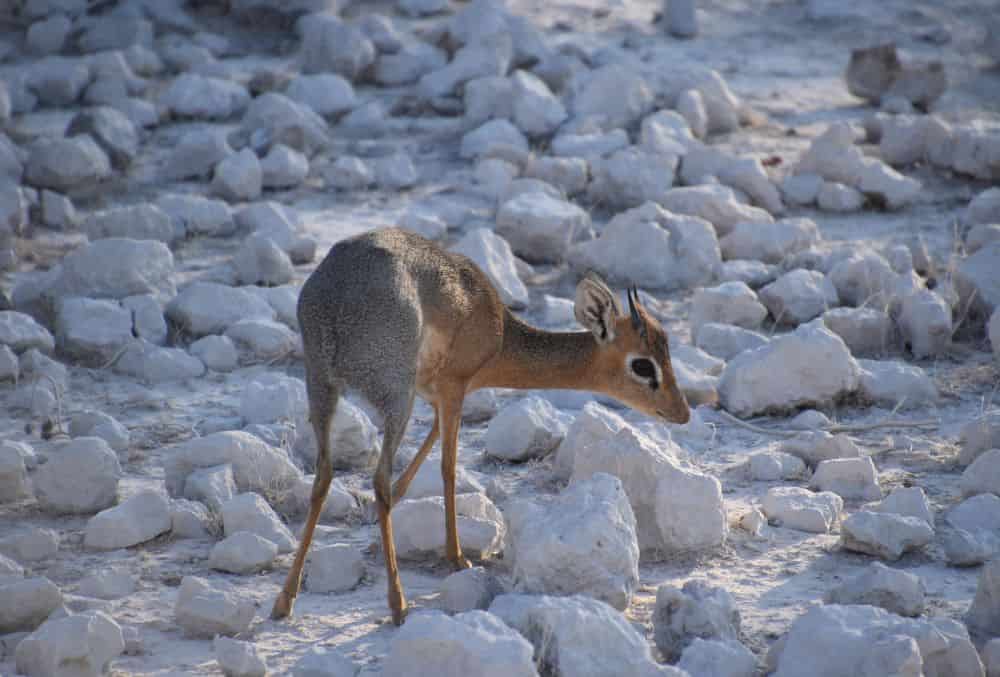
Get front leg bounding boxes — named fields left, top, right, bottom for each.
left=439, top=388, right=472, bottom=570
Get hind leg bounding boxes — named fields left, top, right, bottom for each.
left=438, top=383, right=472, bottom=571
left=271, top=374, right=339, bottom=620
left=373, top=393, right=416, bottom=625
left=391, top=405, right=439, bottom=507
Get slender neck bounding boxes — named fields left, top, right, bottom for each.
left=472, top=310, right=602, bottom=391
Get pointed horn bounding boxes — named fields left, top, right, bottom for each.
left=628, top=286, right=642, bottom=331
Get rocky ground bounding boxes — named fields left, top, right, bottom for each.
left=0, top=0, right=999, bottom=675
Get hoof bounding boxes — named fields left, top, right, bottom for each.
left=450, top=555, right=473, bottom=571
left=390, top=593, right=408, bottom=626
left=271, top=591, right=295, bottom=620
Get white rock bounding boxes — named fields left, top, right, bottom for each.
left=962, top=449, right=1000, bottom=498
left=780, top=173, right=823, bottom=206
left=84, top=490, right=171, bottom=550
left=175, top=576, right=255, bottom=638
left=299, top=13, right=375, bottom=82
left=523, top=156, right=589, bottom=196
left=956, top=243, right=1000, bottom=319
left=655, top=185, right=773, bottom=238
left=162, top=128, right=232, bottom=181
left=569, top=201, right=720, bottom=290
left=679, top=146, right=784, bottom=215
left=55, top=297, right=133, bottom=364
left=122, top=294, right=167, bottom=346
left=640, top=110, right=696, bottom=155
left=24, top=135, right=111, bottom=192
left=15, top=611, right=124, bottom=677
left=992, top=308, right=1000, bottom=362
left=241, top=92, right=330, bottom=156
left=209, top=531, right=278, bottom=575
left=0, top=442, right=29, bottom=502
left=781, top=431, right=861, bottom=467
left=214, top=149, right=263, bottom=202
left=761, top=486, right=843, bottom=533
left=114, top=339, right=206, bottom=383
left=66, top=106, right=138, bottom=171
left=489, top=593, right=670, bottom=677
left=40, top=189, right=78, bottom=230
left=495, top=191, right=589, bottom=264
left=826, top=562, right=925, bottom=616
left=770, top=603, right=979, bottom=677
left=287, top=476, right=358, bottom=524
left=27, top=56, right=90, bottom=106
left=419, top=36, right=512, bottom=100
left=587, top=146, right=679, bottom=209
left=794, top=123, right=921, bottom=210
left=77, top=570, right=135, bottom=600
left=373, top=153, right=419, bottom=190
left=511, top=69, right=567, bottom=137
left=570, top=64, right=654, bottom=129
left=214, top=637, right=266, bottom=677
left=984, top=639, right=1000, bottom=677
left=286, top=73, right=356, bottom=117
left=375, top=42, right=447, bottom=86
left=0, top=344, right=19, bottom=382
left=221, top=492, right=296, bottom=554
left=817, top=181, right=865, bottom=212
left=34, top=437, right=121, bottom=514
left=746, top=450, right=807, bottom=481
left=822, top=307, right=893, bottom=357
left=811, top=457, right=881, bottom=501
left=82, top=203, right=177, bottom=244
left=261, top=144, right=309, bottom=189
left=392, top=493, right=505, bottom=560
left=161, top=74, right=249, bottom=120
left=961, top=414, right=1000, bottom=466
left=678, top=638, right=757, bottom=677
left=969, top=558, right=1000, bottom=637
left=551, top=129, right=630, bottom=158
left=506, top=473, right=638, bottom=610
left=164, top=431, right=301, bottom=499
left=451, top=228, right=528, bottom=308
left=156, top=193, right=235, bottom=236
left=690, top=282, right=767, bottom=334
left=720, top=218, right=820, bottom=264
left=383, top=610, right=538, bottom=677
left=171, top=498, right=214, bottom=539
left=325, top=156, right=373, bottom=190
left=966, top=188, right=1000, bottom=226
left=654, top=581, right=741, bottom=661
left=841, top=510, right=933, bottom=560
left=484, top=396, right=567, bottom=462
left=872, top=486, right=933, bottom=525
left=857, top=358, right=938, bottom=408
left=0, top=527, right=59, bottom=562
left=719, top=322, right=860, bottom=417
left=190, top=335, right=239, bottom=372
left=655, top=461, right=728, bottom=554
left=759, top=269, right=838, bottom=325
left=0, top=311, right=54, bottom=354
left=0, top=577, right=62, bottom=633
left=26, top=14, right=72, bottom=55
left=184, top=463, right=236, bottom=511
left=695, top=323, right=768, bottom=360
left=460, top=119, right=529, bottom=160
left=948, top=493, right=1000, bottom=534
left=234, top=234, right=294, bottom=286
left=35, top=239, right=173, bottom=306
left=438, top=567, right=506, bottom=614
left=292, top=646, right=358, bottom=677
left=897, top=289, right=951, bottom=358
left=304, top=544, right=364, bottom=593
left=166, top=282, right=275, bottom=336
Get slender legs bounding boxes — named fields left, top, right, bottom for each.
left=373, top=397, right=415, bottom=626
left=391, top=409, right=439, bottom=507
left=439, top=387, right=472, bottom=571
left=271, top=378, right=338, bottom=620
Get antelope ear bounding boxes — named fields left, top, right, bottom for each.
left=574, top=272, right=621, bottom=345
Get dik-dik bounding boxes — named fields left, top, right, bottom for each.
left=271, top=227, right=690, bottom=624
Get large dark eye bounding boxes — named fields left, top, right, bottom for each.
left=631, top=358, right=656, bottom=379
